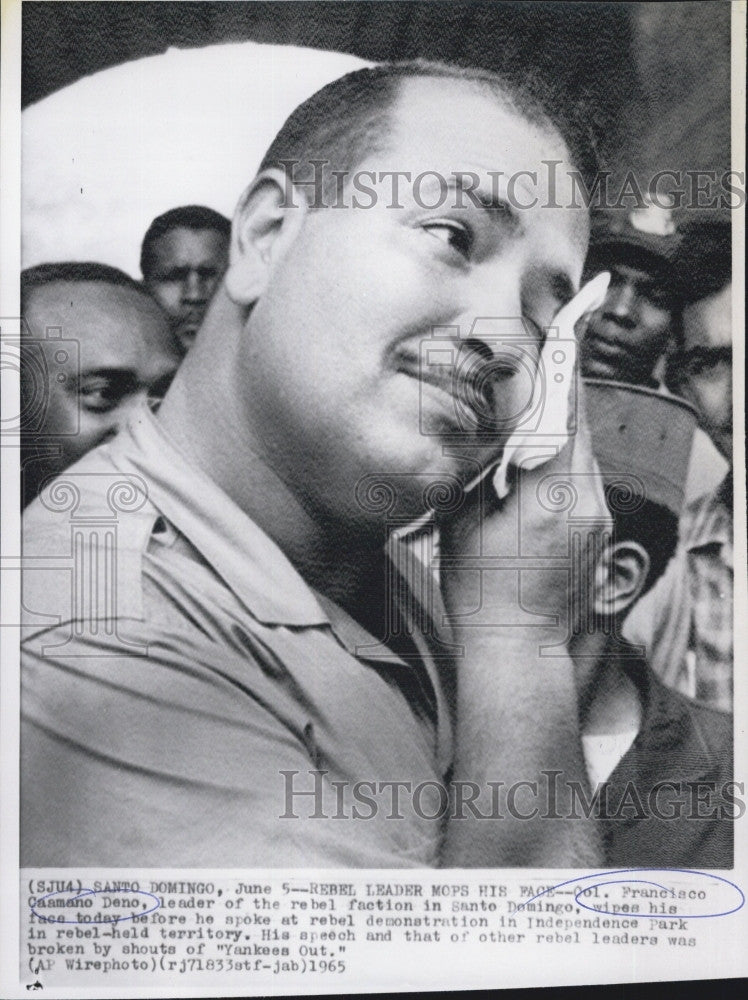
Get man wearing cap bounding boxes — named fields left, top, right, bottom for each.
left=624, top=216, right=733, bottom=712
left=577, top=379, right=732, bottom=867
left=580, top=201, right=727, bottom=504
left=580, top=202, right=681, bottom=387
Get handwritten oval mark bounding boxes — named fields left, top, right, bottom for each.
left=517, top=869, right=744, bottom=920
left=30, top=887, right=161, bottom=924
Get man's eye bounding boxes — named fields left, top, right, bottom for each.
left=78, top=380, right=126, bottom=413
left=644, top=288, right=671, bottom=308
left=686, top=355, right=729, bottom=378
left=154, top=271, right=185, bottom=283
left=423, top=221, right=473, bottom=259
left=685, top=357, right=708, bottom=376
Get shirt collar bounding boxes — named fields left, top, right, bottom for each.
left=112, top=406, right=330, bottom=628
left=615, top=641, right=719, bottom=773
left=111, top=405, right=456, bottom=754
left=686, top=477, right=733, bottom=562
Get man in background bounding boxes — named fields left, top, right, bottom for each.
left=577, top=378, right=731, bottom=866
left=140, top=205, right=230, bottom=352
left=624, top=216, right=733, bottom=712
left=580, top=202, right=727, bottom=503
left=579, top=202, right=680, bottom=387
left=20, top=262, right=182, bottom=507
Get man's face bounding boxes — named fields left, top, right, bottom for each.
left=22, top=281, right=182, bottom=497
left=145, top=227, right=229, bottom=351
left=580, top=259, right=675, bottom=385
left=233, top=78, right=589, bottom=525
left=677, top=283, right=732, bottom=460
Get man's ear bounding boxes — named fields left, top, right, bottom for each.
left=224, top=168, right=308, bottom=305
left=592, top=540, right=650, bottom=619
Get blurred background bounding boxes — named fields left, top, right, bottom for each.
left=23, top=1, right=732, bottom=175
left=21, top=1, right=733, bottom=274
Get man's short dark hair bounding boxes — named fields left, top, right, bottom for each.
left=140, top=206, right=232, bottom=279
left=21, top=261, right=150, bottom=316
left=664, top=217, right=731, bottom=389
left=259, top=58, right=600, bottom=203
left=610, top=498, right=679, bottom=598
left=677, top=218, right=731, bottom=305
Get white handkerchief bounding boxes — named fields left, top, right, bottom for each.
left=466, top=271, right=611, bottom=499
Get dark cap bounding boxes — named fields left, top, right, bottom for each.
left=587, top=202, right=681, bottom=286
left=584, top=378, right=697, bottom=517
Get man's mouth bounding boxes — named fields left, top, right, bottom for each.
left=581, top=334, right=636, bottom=376
left=585, top=334, right=628, bottom=360
left=175, top=305, right=207, bottom=332
left=176, top=317, right=202, bottom=334
left=394, top=346, right=499, bottom=433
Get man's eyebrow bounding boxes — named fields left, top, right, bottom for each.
left=74, top=367, right=137, bottom=382
left=449, top=176, right=522, bottom=231
left=154, top=266, right=190, bottom=278
left=682, top=344, right=731, bottom=360
left=638, top=274, right=671, bottom=294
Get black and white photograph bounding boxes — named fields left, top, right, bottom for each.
left=1, top=0, right=745, bottom=994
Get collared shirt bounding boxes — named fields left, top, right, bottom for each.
left=21, top=407, right=454, bottom=868
left=623, top=476, right=733, bottom=712
left=600, top=650, right=733, bottom=868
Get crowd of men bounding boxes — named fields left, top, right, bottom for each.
left=20, top=206, right=231, bottom=507
left=20, top=59, right=735, bottom=869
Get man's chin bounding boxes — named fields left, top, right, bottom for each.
left=581, top=355, right=649, bottom=385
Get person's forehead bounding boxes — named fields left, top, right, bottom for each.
left=607, top=259, right=665, bottom=284
left=151, top=227, right=228, bottom=266
left=27, top=281, right=175, bottom=362
left=381, top=76, right=572, bottom=185
left=683, top=284, right=732, bottom=350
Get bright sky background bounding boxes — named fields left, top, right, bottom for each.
left=22, top=42, right=367, bottom=277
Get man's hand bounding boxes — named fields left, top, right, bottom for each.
left=441, top=271, right=611, bottom=627
left=437, top=351, right=610, bottom=868
left=440, top=364, right=611, bottom=627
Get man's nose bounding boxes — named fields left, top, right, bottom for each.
left=604, top=281, right=638, bottom=326
left=182, top=271, right=208, bottom=302
left=459, top=313, right=532, bottom=366
left=457, top=270, right=526, bottom=354
left=100, top=393, right=152, bottom=444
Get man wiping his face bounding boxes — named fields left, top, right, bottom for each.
left=23, top=61, right=616, bottom=869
